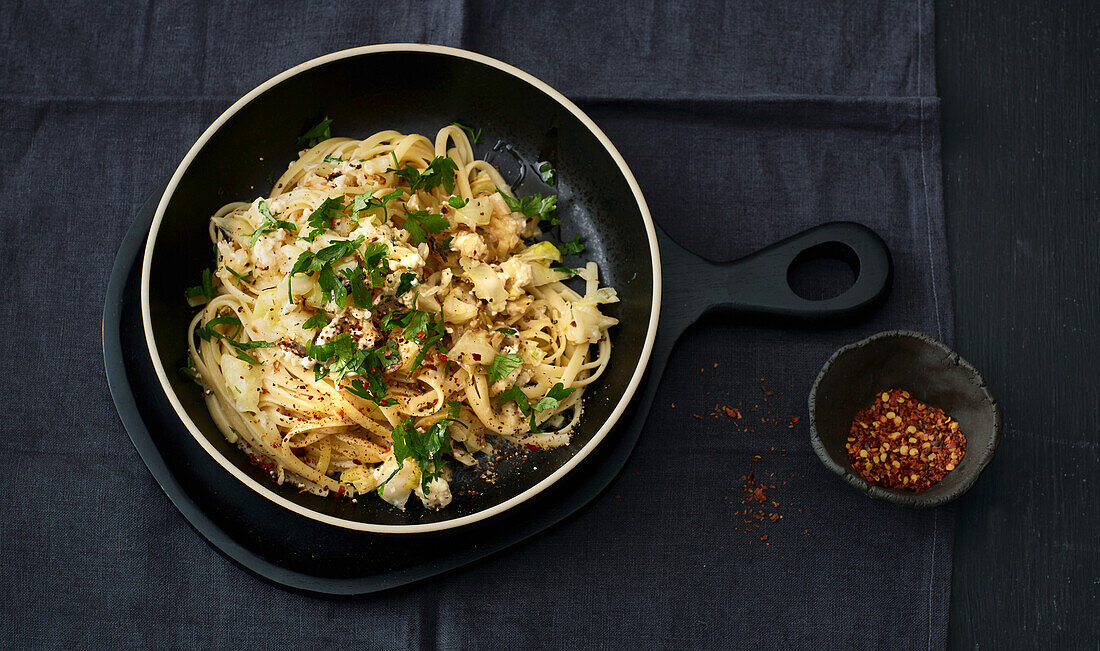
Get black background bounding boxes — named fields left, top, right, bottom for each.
left=938, top=0, right=1099, bottom=646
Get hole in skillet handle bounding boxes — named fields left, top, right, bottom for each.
left=711, top=222, right=892, bottom=321
left=787, top=241, right=860, bottom=301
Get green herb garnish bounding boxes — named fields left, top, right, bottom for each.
left=297, top=116, right=333, bottom=148
left=379, top=416, right=466, bottom=494
left=287, top=236, right=365, bottom=301
left=496, top=382, right=576, bottom=433
left=499, top=191, right=559, bottom=225
left=379, top=299, right=447, bottom=373
left=185, top=267, right=217, bottom=302
left=389, top=154, right=459, bottom=194
left=538, top=162, right=555, bottom=186
left=556, top=235, right=585, bottom=256
left=302, top=312, right=329, bottom=331
left=451, top=122, right=482, bottom=144
left=395, top=272, right=417, bottom=296
left=340, top=266, right=372, bottom=308
left=224, top=265, right=252, bottom=286
left=180, top=354, right=202, bottom=385
left=487, top=353, right=524, bottom=383
left=302, top=196, right=345, bottom=242
left=194, top=312, right=274, bottom=365
left=247, top=200, right=298, bottom=248
left=401, top=207, right=450, bottom=245
left=351, top=188, right=403, bottom=222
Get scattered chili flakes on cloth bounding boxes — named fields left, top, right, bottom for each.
left=730, top=469, right=787, bottom=545
left=846, top=389, right=967, bottom=492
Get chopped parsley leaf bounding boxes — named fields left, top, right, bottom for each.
left=317, top=263, right=347, bottom=307
left=247, top=200, right=297, bottom=248
left=323, top=154, right=343, bottom=163
left=308, top=332, right=367, bottom=381
left=185, top=267, right=217, bottom=301
left=499, top=191, right=559, bottom=225
left=379, top=300, right=447, bottom=373
left=533, top=382, right=576, bottom=412
left=180, top=355, right=202, bottom=386
left=227, top=339, right=275, bottom=365
left=340, top=266, right=372, bottom=308
left=302, top=196, right=345, bottom=242
left=287, top=236, right=365, bottom=301
left=451, top=122, right=482, bottom=144
left=297, top=116, right=333, bottom=148
left=194, top=312, right=273, bottom=365
left=447, top=196, right=469, bottom=209
left=538, top=161, right=555, bottom=186
left=379, top=415, right=466, bottom=494
left=402, top=207, right=450, bottom=245
left=497, top=382, right=576, bottom=433
left=195, top=313, right=242, bottom=341
left=302, top=312, right=329, bottom=330
left=496, top=327, right=518, bottom=335
left=487, top=353, right=524, bottom=382
left=361, top=241, right=391, bottom=288
left=310, top=335, right=398, bottom=406
left=224, top=265, right=252, bottom=286
left=395, top=272, right=417, bottom=296
left=352, top=188, right=403, bottom=221
left=556, top=235, right=585, bottom=256
left=389, top=154, right=459, bottom=194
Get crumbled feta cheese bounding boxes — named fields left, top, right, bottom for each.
left=452, top=231, right=488, bottom=260
left=414, top=476, right=452, bottom=509
left=372, top=455, right=414, bottom=510
left=218, top=240, right=249, bottom=271
left=499, top=258, right=533, bottom=294
left=316, top=317, right=342, bottom=345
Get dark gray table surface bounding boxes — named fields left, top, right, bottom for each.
left=937, top=0, right=1099, bottom=647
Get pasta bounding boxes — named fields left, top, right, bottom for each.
left=182, top=124, right=618, bottom=510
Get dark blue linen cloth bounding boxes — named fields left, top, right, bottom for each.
left=0, top=1, right=953, bottom=648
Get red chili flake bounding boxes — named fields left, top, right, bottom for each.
left=846, top=389, right=967, bottom=492
left=525, top=444, right=538, bottom=452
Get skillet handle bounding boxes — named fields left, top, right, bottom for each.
left=659, top=221, right=892, bottom=321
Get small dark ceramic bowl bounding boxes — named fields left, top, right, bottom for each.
left=808, top=330, right=1001, bottom=508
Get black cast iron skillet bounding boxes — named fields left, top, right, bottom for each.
left=141, top=45, right=891, bottom=533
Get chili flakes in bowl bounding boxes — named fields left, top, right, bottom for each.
left=846, top=389, right=966, bottom=492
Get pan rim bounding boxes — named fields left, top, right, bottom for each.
left=140, top=43, right=661, bottom=533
